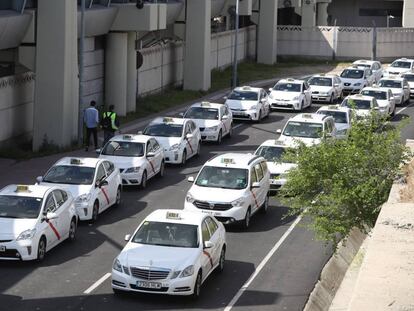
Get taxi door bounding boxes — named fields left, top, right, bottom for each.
left=102, top=161, right=118, bottom=205
left=95, top=163, right=111, bottom=211
left=252, top=163, right=267, bottom=211
left=150, top=139, right=163, bottom=175
left=205, top=217, right=221, bottom=267
left=221, top=105, right=232, bottom=136
left=200, top=221, right=214, bottom=279
left=52, top=190, right=71, bottom=239
left=41, top=193, right=60, bottom=249
left=184, top=122, right=197, bottom=156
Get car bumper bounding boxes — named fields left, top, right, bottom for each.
left=269, top=99, right=300, bottom=110
left=184, top=201, right=247, bottom=223
left=269, top=178, right=287, bottom=191
left=111, top=270, right=196, bottom=296
left=0, top=238, right=38, bottom=261
left=75, top=201, right=94, bottom=220
left=311, top=95, right=331, bottom=102
left=120, top=172, right=142, bottom=186
left=164, top=150, right=183, bottom=164
left=200, top=130, right=219, bottom=141
left=231, top=110, right=259, bottom=121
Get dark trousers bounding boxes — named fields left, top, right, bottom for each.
left=85, top=127, right=98, bottom=149
left=103, top=130, right=115, bottom=146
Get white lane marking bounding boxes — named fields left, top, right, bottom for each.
left=233, top=124, right=243, bottom=130
left=224, top=215, right=303, bottom=311
left=395, top=103, right=413, bottom=115
left=84, top=273, right=111, bottom=294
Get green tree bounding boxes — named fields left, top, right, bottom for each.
left=278, top=113, right=410, bottom=245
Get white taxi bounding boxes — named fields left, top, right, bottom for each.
left=183, top=101, right=233, bottom=144
left=98, top=134, right=165, bottom=188
left=277, top=113, right=337, bottom=146
left=268, top=78, right=312, bottom=111
left=0, top=184, right=77, bottom=261
left=360, top=86, right=396, bottom=116
left=112, top=210, right=226, bottom=298
left=377, top=76, right=410, bottom=105
left=341, top=94, right=385, bottom=119
left=185, top=153, right=270, bottom=229
left=340, top=66, right=375, bottom=96
left=224, top=86, right=270, bottom=121
left=383, top=58, right=414, bottom=77
left=308, top=74, right=343, bottom=103
left=38, top=157, right=122, bottom=222
left=400, top=71, right=414, bottom=97
left=316, top=105, right=352, bottom=138
left=142, top=117, right=201, bottom=165
left=352, top=60, right=383, bottom=83
left=254, top=140, right=297, bottom=192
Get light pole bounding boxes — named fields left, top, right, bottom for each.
left=232, top=0, right=239, bottom=88
left=387, top=15, right=394, bottom=28
left=78, top=0, right=86, bottom=146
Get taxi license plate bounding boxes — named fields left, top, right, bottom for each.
left=0, top=246, right=6, bottom=252
left=232, top=111, right=243, bottom=116
left=136, top=281, right=162, bottom=289
left=201, top=210, right=221, bottom=216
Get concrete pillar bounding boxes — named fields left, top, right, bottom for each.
left=127, top=32, right=137, bottom=113
left=183, top=0, right=211, bottom=91
left=33, top=0, right=78, bottom=151
left=403, top=0, right=414, bottom=27
left=301, top=0, right=316, bottom=27
left=257, top=0, right=278, bottom=65
left=105, top=32, right=128, bottom=116
left=317, top=2, right=329, bottom=26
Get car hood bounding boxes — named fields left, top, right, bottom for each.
left=278, top=135, right=321, bottom=147
left=387, top=88, right=402, bottom=95
left=269, top=91, right=301, bottom=100
left=189, top=185, right=246, bottom=203
left=266, top=162, right=296, bottom=174
left=226, top=99, right=258, bottom=110
left=376, top=99, right=390, bottom=108
left=406, top=81, right=414, bottom=88
left=354, top=109, right=371, bottom=117
left=151, top=137, right=182, bottom=149
left=191, top=119, right=221, bottom=129
left=121, top=243, right=199, bottom=271
left=335, top=123, right=350, bottom=132
left=386, top=67, right=410, bottom=74
left=0, top=218, right=38, bottom=239
left=39, top=182, right=92, bottom=198
left=309, top=85, right=332, bottom=92
left=340, top=78, right=363, bottom=85
left=99, top=155, right=146, bottom=169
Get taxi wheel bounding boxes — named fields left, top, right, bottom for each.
left=260, top=196, right=269, bottom=214
left=37, top=237, right=46, bottom=262
left=228, top=124, right=233, bottom=138
left=181, top=150, right=187, bottom=166
left=329, top=94, right=334, bottom=104
left=68, top=218, right=77, bottom=242
left=255, top=110, right=262, bottom=123
left=158, top=161, right=165, bottom=177
left=141, top=171, right=148, bottom=189
left=241, top=208, right=251, bottom=229
left=217, top=247, right=226, bottom=273
left=91, top=201, right=99, bottom=222
left=191, top=271, right=202, bottom=300
left=216, top=130, right=222, bottom=144
left=196, top=142, right=201, bottom=157
left=299, top=101, right=304, bottom=111
left=114, top=187, right=121, bottom=207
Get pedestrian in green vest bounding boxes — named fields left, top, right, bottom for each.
left=101, top=105, right=119, bottom=146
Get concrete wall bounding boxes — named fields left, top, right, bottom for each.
left=0, top=72, right=34, bottom=146
left=137, top=25, right=257, bottom=96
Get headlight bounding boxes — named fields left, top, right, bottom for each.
left=180, top=265, right=194, bottom=278
left=269, top=93, right=274, bottom=99
left=337, top=128, right=348, bottom=135
left=320, top=92, right=329, bottom=96
left=113, top=258, right=123, bottom=273
left=231, top=197, right=244, bottom=207
left=354, top=83, right=361, bottom=87
left=186, top=192, right=195, bottom=203
left=171, top=270, right=181, bottom=279
left=125, top=167, right=140, bottom=174
left=250, top=105, right=257, bottom=110
left=16, top=229, right=36, bottom=241
left=205, top=126, right=218, bottom=132
left=293, top=96, right=300, bottom=100
left=169, top=143, right=180, bottom=151
left=75, top=193, right=91, bottom=203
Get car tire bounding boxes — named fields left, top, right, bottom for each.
left=158, top=161, right=165, bottom=177
left=216, top=130, right=222, bottom=144
left=140, top=170, right=147, bottom=189
left=37, top=236, right=47, bottom=262
left=191, top=271, right=202, bottom=300
left=329, top=94, right=334, bottom=104
left=299, top=101, right=304, bottom=111
left=217, top=247, right=226, bottom=273
left=114, top=187, right=121, bottom=207
left=256, top=110, right=262, bottom=123
left=196, top=142, right=201, bottom=157
left=181, top=150, right=187, bottom=166
left=260, top=196, right=269, bottom=214
left=241, top=208, right=251, bottom=229
left=68, top=218, right=77, bottom=242
left=228, top=124, right=233, bottom=138
left=91, top=201, right=99, bottom=223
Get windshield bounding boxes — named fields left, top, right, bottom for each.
left=132, top=221, right=199, bottom=248
left=340, top=69, right=364, bottom=79
left=184, top=107, right=219, bottom=120
left=361, top=90, right=387, bottom=100
left=308, top=77, right=332, bottom=87
left=402, top=74, right=414, bottom=82
left=317, top=110, right=348, bottom=123
left=342, top=98, right=372, bottom=110
left=255, top=146, right=290, bottom=162
left=102, top=141, right=144, bottom=157
left=273, top=83, right=301, bottom=92
left=143, top=123, right=183, bottom=137
left=0, top=196, right=43, bottom=219
left=378, top=80, right=402, bottom=88
left=228, top=90, right=258, bottom=100
left=43, top=165, right=95, bottom=185
left=283, top=121, right=323, bottom=139
left=391, top=61, right=411, bottom=69
left=195, top=166, right=248, bottom=190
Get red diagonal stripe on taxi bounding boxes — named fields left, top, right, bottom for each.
left=203, top=250, right=214, bottom=268
left=222, top=121, right=227, bottom=132
left=48, top=221, right=61, bottom=240
left=149, top=161, right=156, bottom=174
left=185, top=138, right=194, bottom=153
left=250, top=190, right=260, bottom=209
left=101, top=187, right=110, bottom=204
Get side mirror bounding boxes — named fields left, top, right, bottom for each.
left=390, top=96, right=395, bottom=101
left=36, top=176, right=43, bottom=184
left=268, top=88, right=273, bottom=92
left=137, top=130, right=143, bottom=135
left=223, top=96, right=228, bottom=100
left=373, top=106, right=380, bottom=110
left=186, top=133, right=194, bottom=139
left=204, top=241, right=214, bottom=249
left=95, top=148, right=101, bottom=155
left=97, top=180, right=108, bottom=188
left=147, top=152, right=155, bottom=158
left=276, top=129, right=282, bottom=134
left=187, top=176, right=195, bottom=182
left=222, top=115, right=229, bottom=120
left=334, top=83, right=340, bottom=87
left=251, top=182, right=260, bottom=189
left=178, top=112, right=184, bottom=117
left=260, top=98, right=267, bottom=103
left=124, top=234, right=131, bottom=242
left=46, top=212, right=58, bottom=220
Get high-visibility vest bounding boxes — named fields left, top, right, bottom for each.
left=103, top=111, right=118, bottom=130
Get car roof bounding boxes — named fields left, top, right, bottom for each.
left=277, top=78, right=304, bottom=84
left=258, top=139, right=294, bottom=148
left=53, top=157, right=101, bottom=168
left=149, top=117, right=186, bottom=126
left=393, top=58, right=414, bottom=62
left=0, top=184, right=52, bottom=198
left=353, top=59, right=376, bottom=65
left=233, top=85, right=262, bottom=92
left=145, top=209, right=206, bottom=225
left=347, top=94, right=374, bottom=101
left=379, top=76, right=404, bottom=82
left=288, top=113, right=332, bottom=123
left=310, top=73, right=339, bottom=79
left=344, top=66, right=367, bottom=71
left=190, top=101, right=223, bottom=109
left=109, top=134, right=151, bottom=144
left=317, top=105, right=350, bottom=113
left=206, top=152, right=263, bottom=168
left=361, top=86, right=389, bottom=92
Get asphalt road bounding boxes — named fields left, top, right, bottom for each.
left=1, top=95, right=413, bottom=311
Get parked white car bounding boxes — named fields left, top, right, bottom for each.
left=183, top=101, right=233, bottom=143
left=341, top=94, right=385, bottom=119
left=277, top=113, right=337, bottom=146
left=377, top=76, right=410, bottom=105
left=400, top=71, right=414, bottom=97
left=316, top=105, right=352, bottom=138
left=38, top=157, right=122, bottom=222
left=142, top=117, right=201, bottom=165
left=360, top=86, right=396, bottom=116
left=254, top=140, right=297, bottom=192
left=383, top=58, right=414, bottom=77
left=352, top=60, right=383, bottom=82
left=185, top=153, right=270, bottom=229
left=225, top=86, right=270, bottom=121
left=112, top=209, right=226, bottom=298
left=98, top=134, right=165, bottom=188
left=0, top=184, right=77, bottom=261
left=268, top=78, right=312, bottom=111
left=340, top=66, right=375, bottom=96
left=308, top=74, right=343, bottom=103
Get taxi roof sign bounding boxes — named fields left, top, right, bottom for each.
left=70, top=158, right=83, bottom=165
left=163, top=117, right=174, bottom=123
left=123, top=134, right=133, bottom=140
left=15, top=185, right=30, bottom=193
left=327, top=105, right=339, bottom=109
left=302, top=114, right=313, bottom=119
left=221, top=158, right=235, bottom=165
left=242, top=86, right=251, bottom=90
left=200, top=101, right=211, bottom=107
left=166, top=211, right=181, bottom=220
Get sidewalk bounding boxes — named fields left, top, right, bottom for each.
left=0, top=63, right=347, bottom=188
